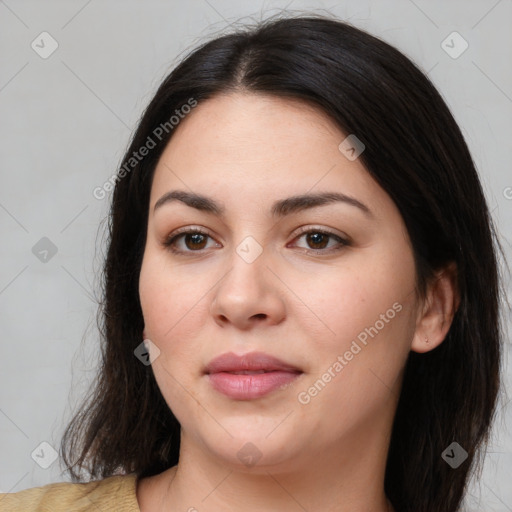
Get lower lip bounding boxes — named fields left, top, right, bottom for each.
left=207, top=371, right=302, bottom=400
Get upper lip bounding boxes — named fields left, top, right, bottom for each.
left=204, top=351, right=302, bottom=374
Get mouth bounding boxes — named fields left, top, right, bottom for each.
left=204, top=351, right=303, bottom=400
left=223, top=370, right=278, bottom=375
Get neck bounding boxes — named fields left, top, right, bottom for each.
left=153, top=424, right=394, bottom=512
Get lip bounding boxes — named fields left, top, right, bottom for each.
left=204, top=351, right=303, bottom=400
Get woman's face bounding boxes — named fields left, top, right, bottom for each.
left=139, top=92, right=421, bottom=471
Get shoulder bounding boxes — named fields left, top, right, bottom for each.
left=0, top=473, right=140, bottom=512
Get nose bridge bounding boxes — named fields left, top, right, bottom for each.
left=209, top=231, right=286, bottom=327
left=221, top=232, right=269, bottom=298
left=235, top=233, right=266, bottom=266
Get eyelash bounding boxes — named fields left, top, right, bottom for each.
left=162, top=226, right=350, bottom=256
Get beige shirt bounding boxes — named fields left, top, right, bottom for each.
left=0, top=473, right=140, bottom=511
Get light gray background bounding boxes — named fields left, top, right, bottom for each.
left=0, top=0, right=511, bottom=510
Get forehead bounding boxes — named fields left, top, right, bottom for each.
left=155, top=92, right=344, bottom=172
left=148, top=92, right=391, bottom=220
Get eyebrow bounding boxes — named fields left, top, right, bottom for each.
left=153, top=190, right=374, bottom=219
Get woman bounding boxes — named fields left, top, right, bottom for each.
left=1, top=13, right=504, bottom=512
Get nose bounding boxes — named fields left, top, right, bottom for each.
left=209, top=245, right=286, bottom=330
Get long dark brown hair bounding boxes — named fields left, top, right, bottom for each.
left=60, top=14, right=506, bottom=512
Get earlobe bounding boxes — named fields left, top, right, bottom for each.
left=411, top=262, right=460, bottom=354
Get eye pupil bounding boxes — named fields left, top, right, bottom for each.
left=186, top=233, right=207, bottom=250
left=307, top=232, right=329, bottom=249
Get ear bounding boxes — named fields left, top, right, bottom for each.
left=411, top=261, right=460, bottom=354
left=142, top=327, right=147, bottom=339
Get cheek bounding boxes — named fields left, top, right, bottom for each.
left=293, top=254, right=417, bottom=431
left=294, top=299, right=416, bottom=445
left=299, top=247, right=415, bottom=400
left=139, top=252, right=207, bottom=421
left=293, top=246, right=416, bottom=351
left=138, top=252, right=204, bottom=403
left=139, top=249, right=204, bottom=342
left=299, top=278, right=414, bottom=394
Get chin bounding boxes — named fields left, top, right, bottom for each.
left=197, top=426, right=302, bottom=471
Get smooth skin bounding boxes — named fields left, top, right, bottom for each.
left=136, top=92, right=459, bottom=512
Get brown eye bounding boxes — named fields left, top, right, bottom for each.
left=163, top=228, right=216, bottom=254
left=305, top=232, right=330, bottom=250
left=292, top=228, right=350, bottom=254
left=182, top=232, right=208, bottom=250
